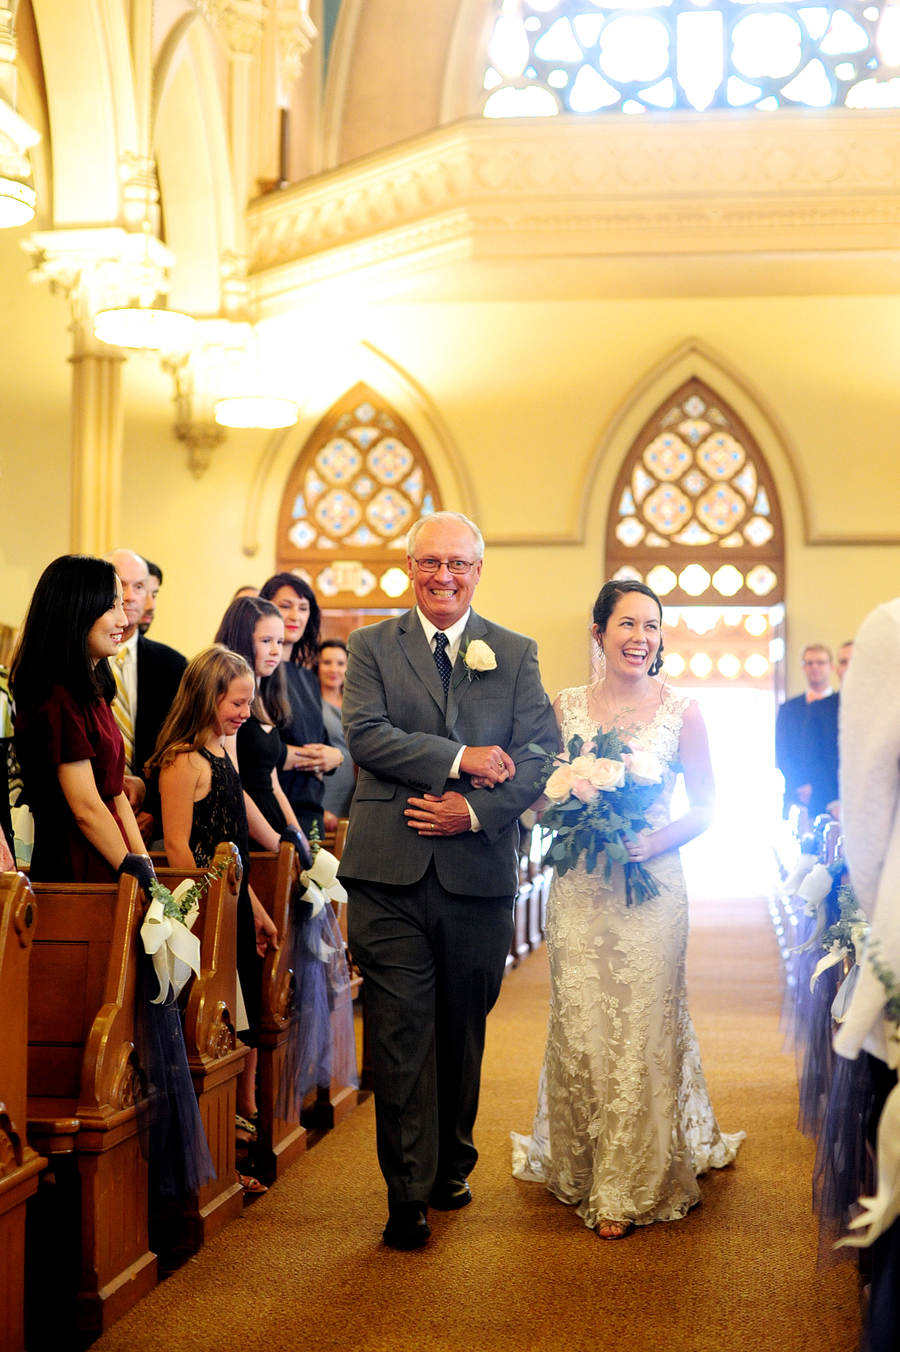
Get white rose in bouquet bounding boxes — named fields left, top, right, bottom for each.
left=588, top=757, right=626, bottom=791
left=570, top=754, right=597, bottom=778
left=624, top=750, right=663, bottom=786
left=464, top=640, right=497, bottom=672
left=545, top=763, right=577, bottom=801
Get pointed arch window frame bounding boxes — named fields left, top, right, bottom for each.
left=605, top=376, right=784, bottom=609
left=277, top=382, right=443, bottom=610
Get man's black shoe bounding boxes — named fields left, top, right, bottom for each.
left=382, top=1203, right=431, bottom=1249
left=429, top=1178, right=472, bottom=1211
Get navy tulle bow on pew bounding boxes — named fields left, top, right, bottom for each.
left=278, top=848, right=358, bottom=1121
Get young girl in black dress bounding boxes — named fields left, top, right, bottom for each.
left=149, top=645, right=277, bottom=1187
left=214, top=596, right=311, bottom=850
left=12, top=555, right=152, bottom=895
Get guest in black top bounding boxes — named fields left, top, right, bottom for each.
left=318, top=638, right=357, bottom=825
left=215, top=596, right=315, bottom=848
left=259, top=574, right=343, bottom=838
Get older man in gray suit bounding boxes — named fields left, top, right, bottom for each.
left=340, top=511, right=557, bottom=1249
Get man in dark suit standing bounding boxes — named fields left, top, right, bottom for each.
left=775, top=643, right=834, bottom=818
left=339, top=512, right=557, bottom=1250
left=107, top=550, right=187, bottom=841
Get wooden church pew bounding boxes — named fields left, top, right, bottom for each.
left=26, top=871, right=157, bottom=1339
left=152, top=843, right=248, bottom=1246
left=0, top=871, right=45, bottom=1352
left=251, top=841, right=308, bottom=1183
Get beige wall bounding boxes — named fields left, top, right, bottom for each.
left=4, top=257, right=899, bottom=701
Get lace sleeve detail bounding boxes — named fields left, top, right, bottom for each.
left=555, top=686, right=592, bottom=745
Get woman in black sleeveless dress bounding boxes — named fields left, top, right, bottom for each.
left=150, top=645, right=277, bottom=1186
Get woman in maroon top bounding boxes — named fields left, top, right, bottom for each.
left=12, top=555, right=151, bottom=890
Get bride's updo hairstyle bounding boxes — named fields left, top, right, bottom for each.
left=592, top=580, right=665, bottom=677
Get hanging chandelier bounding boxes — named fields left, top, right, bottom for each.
left=0, top=173, right=34, bottom=226
left=95, top=304, right=197, bottom=351
left=94, top=223, right=196, bottom=351
left=0, top=99, right=40, bottom=228
left=215, top=395, right=298, bottom=429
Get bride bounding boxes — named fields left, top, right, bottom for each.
left=512, top=579, right=744, bottom=1239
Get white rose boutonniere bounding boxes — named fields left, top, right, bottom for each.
left=456, top=638, right=497, bottom=686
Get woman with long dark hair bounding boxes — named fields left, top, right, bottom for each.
left=12, top=555, right=151, bottom=890
left=258, top=573, right=342, bottom=838
left=317, top=638, right=356, bottom=826
left=512, top=579, right=743, bottom=1239
left=215, top=596, right=312, bottom=851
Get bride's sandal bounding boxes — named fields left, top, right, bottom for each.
left=597, top=1219, right=633, bottom=1240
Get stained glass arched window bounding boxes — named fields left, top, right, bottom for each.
left=605, top=377, right=784, bottom=609
left=277, top=383, right=442, bottom=610
left=481, top=0, right=900, bottom=116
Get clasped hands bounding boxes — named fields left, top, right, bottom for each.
left=405, top=744, right=516, bottom=838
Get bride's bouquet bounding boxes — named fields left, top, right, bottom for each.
left=530, top=729, right=667, bottom=907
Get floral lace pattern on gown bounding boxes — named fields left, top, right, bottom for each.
left=511, top=684, right=744, bottom=1229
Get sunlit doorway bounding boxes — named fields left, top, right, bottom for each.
left=665, top=606, right=784, bottom=899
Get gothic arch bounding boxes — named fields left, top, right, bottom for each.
left=606, top=376, right=785, bottom=608
left=276, top=381, right=444, bottom=609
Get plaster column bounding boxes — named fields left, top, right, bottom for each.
left=68, top=314, right=125, bottom=554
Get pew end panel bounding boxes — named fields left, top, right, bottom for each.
left=0, top=872, right=46, bottom=1352
left=251, top=844, right=307, bottom=1184
left=26, top=873, right=157, bottom=1338
left=153, top=843, right=248, bottom=1246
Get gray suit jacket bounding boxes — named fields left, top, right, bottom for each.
left=338, top=608, right=558, bottom=897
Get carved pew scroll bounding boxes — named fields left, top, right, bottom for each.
left=0, top=871, right=44, bottom=1352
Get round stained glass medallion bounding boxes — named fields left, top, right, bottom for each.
left=314, top=489, right=361, bottom=537
left=316, top=439, right=362, bottom=485
left=644, top=483, right=692, bottom=534
left=697, top=433, right=746, bottom=480
left=746, top=564, right=778, bottom=596
left=366, top=488, right=413, bottom=537
left=646, top=564, right=677, bottom=595
left=696, top=484, right=746, bottom=535
left=643, top=434, right=692, bottom=481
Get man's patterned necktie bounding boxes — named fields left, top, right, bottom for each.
left=433, top=632, right=452, bottom=697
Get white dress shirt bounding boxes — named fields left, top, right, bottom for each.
left=117, top=629, right=139, bottom=713
left=415, top=607, right=481, bottom=832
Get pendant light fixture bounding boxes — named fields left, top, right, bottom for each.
left=94, top=222, right=197, bottom=351
left=214, top=325, right=298, bottom=428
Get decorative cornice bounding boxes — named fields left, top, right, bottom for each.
left=247, top=113, right=900, bottom=307
left=189, top=0, right=265, bottom=54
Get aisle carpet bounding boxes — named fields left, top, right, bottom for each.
left=94, top=895, right=860, bottom=1352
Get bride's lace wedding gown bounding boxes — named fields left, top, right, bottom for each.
left=511, top=684, right=744, bottom=1230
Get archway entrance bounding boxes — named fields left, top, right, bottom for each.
left=606, top=377, right=786, bottom=896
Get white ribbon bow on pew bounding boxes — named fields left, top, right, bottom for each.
left=140, top=880, right=202, bottom=1005
left=792, top=863, right=835, bottom=956
left=836, top=1077, right=900, bottom=1249
left=299, top=849, right=347, bottom=963
left=780, top=851, right=817, bottom=898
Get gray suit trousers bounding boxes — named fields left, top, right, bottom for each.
left=347, top=865, right=514, bottom=1208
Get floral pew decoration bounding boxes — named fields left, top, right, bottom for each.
left=531, top=728, right=666, bottom=907
left=133, top=860, right=229, bottom=1197
left=278, top=826, right=358, bottom=1122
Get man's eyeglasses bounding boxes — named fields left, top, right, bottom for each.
left=412, top=557, right=476, bottom=576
